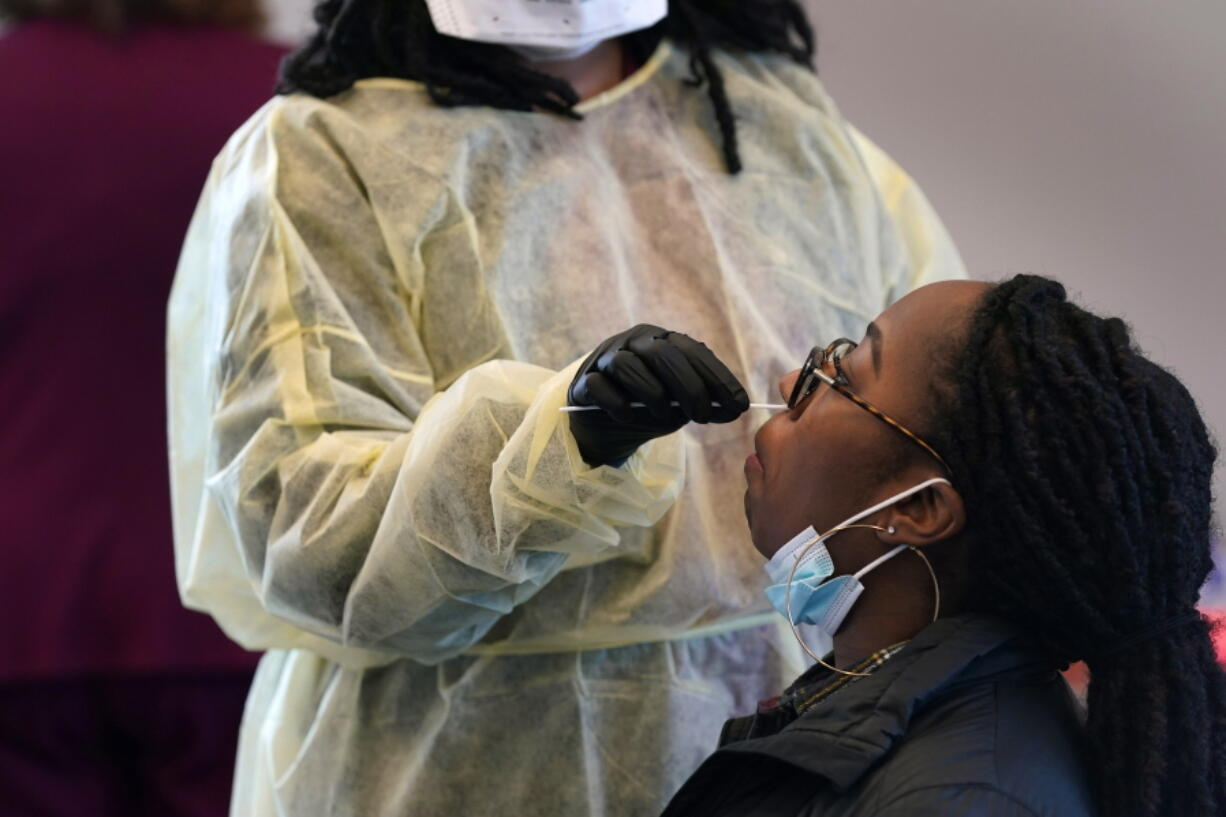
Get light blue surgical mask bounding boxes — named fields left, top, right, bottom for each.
left=764, top=477, right=949, bottom=644
left=765, top=535, right=908, bottom=631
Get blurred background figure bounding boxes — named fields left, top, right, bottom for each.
left=0, top=2, right=286, bottom=815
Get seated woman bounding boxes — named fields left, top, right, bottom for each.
left=646, top=275, right=1225, bottom=817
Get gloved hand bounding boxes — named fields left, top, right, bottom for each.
left=568, top=324, right=749, bottom=467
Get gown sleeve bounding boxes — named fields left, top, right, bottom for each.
left=848, top=125, right=969, bottom=298
left=167, top=101, right=685, bottom=668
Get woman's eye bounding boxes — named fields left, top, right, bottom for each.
left=833, top=358, right=852, bottom=386
left=835, top=343, right=861, bottom=386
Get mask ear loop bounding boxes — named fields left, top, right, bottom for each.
left=785, top=524, right=942, bottom=678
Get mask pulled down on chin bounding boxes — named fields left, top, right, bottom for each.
left=763, top=477, right=951, bottom=647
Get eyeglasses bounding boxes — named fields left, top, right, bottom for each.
left=788, top=338, right=952, bottom=475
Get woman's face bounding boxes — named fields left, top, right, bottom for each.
left=744, top=280, right=990, bottom=560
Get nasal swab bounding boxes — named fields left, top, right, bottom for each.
left=560, top=402, right=786, bottom=413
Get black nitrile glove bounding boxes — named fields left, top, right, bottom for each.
left=568, top=324, right=750, bottom=467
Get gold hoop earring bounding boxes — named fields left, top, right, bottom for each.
left=786, top=523, right=889, bottom=678
left=794, top=541, right=942, bottom=679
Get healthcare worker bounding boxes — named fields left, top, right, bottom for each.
left=660, top=276, right=1226, bottom=817
left=166, top=2, right=965, bottom=815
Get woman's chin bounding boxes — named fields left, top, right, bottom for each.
left=743, top=511, right=770, bottom=560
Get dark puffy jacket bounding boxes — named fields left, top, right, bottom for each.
left=661, top=615, right=1096, bottom=816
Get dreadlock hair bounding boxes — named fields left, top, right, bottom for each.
left=925, top=274, right=1225, bottom=817
left=277, top=0, right=816, bottom=174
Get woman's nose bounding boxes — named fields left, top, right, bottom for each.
left=778, top=369, right=800, bottom=404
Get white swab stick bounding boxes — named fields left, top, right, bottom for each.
left=559, top=402, right=786, bottom=413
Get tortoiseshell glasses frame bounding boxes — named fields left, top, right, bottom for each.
left=788, top=338, right=952, bottom=475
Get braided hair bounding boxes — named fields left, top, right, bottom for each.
left=926, top=275, right=1225, bottom=817
left=277, top=0, right=816, bottom=174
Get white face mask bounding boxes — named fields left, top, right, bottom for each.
left=424, top=0, right=668, bottom=62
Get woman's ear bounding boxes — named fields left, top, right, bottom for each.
left=878, top=480, right=965, bottom=547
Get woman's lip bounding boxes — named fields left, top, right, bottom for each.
left=745, top=453, right=763, bottom=473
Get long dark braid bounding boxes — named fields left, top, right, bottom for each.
left=277, top=0, right=816, bottom=174
left=927, top=275, right=1225, bottom=817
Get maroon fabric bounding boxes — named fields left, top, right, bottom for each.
left=0, top=674, right=252, bottom=817
left=0, top=21, right=286, bottom=678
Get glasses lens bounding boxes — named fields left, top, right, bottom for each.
left=822, top=339, right=856, bottom=379
left=828, top=339, right=856, bottom=362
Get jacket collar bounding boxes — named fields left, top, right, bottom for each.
left=718, top=614, right=1052, bottom=791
